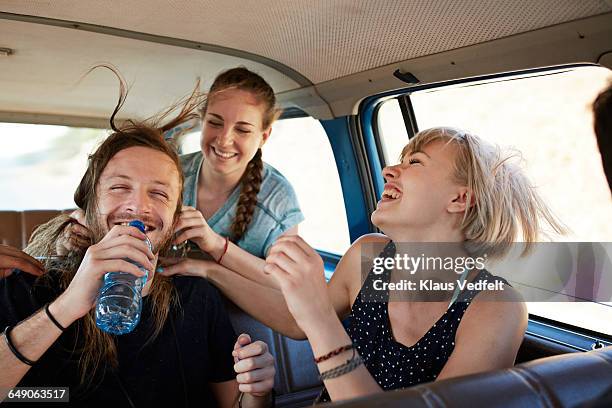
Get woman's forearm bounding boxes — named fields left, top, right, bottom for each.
left=207, top=264, right=305, bottom=340
left=301, top=313, right=382, bottom=402
left=208, top=226, right=300, bottom=290
left=218, top=241, right=280, bottom=289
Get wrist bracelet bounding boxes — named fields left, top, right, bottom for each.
left=319, top=349, right=364, bottom=381
left=216, top=236, right=229, bottom=265
left=314, top=344, right=354, bottom=363
left=45, top=302, right=67, bottom=332
left=3, top=325, right=37, bottom=366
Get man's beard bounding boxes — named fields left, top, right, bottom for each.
left=89, top=212, right=175, bottom=256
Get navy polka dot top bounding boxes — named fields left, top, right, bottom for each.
left=317, top=240, right=508, bottom=402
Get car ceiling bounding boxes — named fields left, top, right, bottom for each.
left=1, top=0, right=611, bottom=125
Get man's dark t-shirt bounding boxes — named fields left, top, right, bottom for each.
left=0, top=270, right=237, bottom=407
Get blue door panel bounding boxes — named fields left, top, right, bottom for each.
left=320, top=117, right=371, bottom=244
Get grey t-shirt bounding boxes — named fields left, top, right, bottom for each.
left=180, top=151, right=304, bottom=258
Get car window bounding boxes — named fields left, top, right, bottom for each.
left=375, top=65, right=612, bottom=335
left=180, top=117, right=351, bottom=255
left=0, top=117, right=351, bottom=258
left=0, top=124, right=107, bottom=210
left=377, top=98, right=409, bottom=164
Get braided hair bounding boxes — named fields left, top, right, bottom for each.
left=203, top=67, right=281, bottom=242
left=232, top=148, right=264, bottom=241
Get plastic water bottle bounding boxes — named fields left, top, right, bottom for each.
left=95, top=220, right=151, bottom=335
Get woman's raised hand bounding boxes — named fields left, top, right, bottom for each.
left=157, top=257, right=212, bottom=279
left=263, top=235, right=333, bottom=331
left=0, top=244, right=45, bottom=278
left=173, top=206, right=225, bottom=258
left=56, top=209, right=92, bottom=255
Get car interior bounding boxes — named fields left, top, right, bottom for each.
left=1, top=1, right=611, bottom=407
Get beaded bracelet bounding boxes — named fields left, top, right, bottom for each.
left=319, top=349, right=364, bottom=381
left=314, top=344, right=354, bottom=363
left=3, top=325, right=37, bottom=366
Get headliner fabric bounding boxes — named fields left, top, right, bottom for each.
left=1, top=0, right=611, bottom=84
left=0, top=19, right=299, bottom=122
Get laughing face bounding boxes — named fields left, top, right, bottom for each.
left=371, top=139, right=470, bottom=239
left=200, top=88, right=270, bottom=176
left=93, top=146, right=180, bottom=253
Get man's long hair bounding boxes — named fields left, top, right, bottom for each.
left=25, top=65, right=204, bottom=390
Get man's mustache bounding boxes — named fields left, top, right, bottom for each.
left=106, top=212, right=162, bottom=230
left=89, top=212, right=172, bottom=253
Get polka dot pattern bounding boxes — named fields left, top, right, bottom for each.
left=318, top=241, right=509, bottom=402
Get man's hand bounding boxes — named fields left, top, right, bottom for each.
left=55, top=224, right=155, bottom=323
left=56, top=209, right=92, bottom=255
left=0, top=244, right=44, bottom=278
left=232, top=334, right=275, bottom=397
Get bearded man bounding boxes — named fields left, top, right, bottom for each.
left=0, top=121, right=275, bottom=407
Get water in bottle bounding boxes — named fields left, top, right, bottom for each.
left=95, top=220, right=152, bottom=335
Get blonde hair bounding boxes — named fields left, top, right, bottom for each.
left=401, top=127, right=566, bottom=258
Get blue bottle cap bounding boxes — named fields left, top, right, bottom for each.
left=128, top=220, right=146, bottom=233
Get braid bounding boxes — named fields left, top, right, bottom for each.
left=231, top=149, right=264, bottom=242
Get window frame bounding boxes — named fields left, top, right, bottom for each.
left=363, top=63, right=596, bottom=172
left=358, top=62, right=612, bottom=343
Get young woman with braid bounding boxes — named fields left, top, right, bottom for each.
left=53, top=67, right=303, bottom=289
left=171, top=67, right=302, bottom=271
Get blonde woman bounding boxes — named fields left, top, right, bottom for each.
left=252, top=127, right=564, bottom=402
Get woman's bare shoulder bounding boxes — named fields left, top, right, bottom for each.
left=355, top=233, right=390, bottom=243
left=330, top=233, right=391, bottom=304
left=335, top=233, right=390, bottom=268
left=458, top=283, right=527, bottom=342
